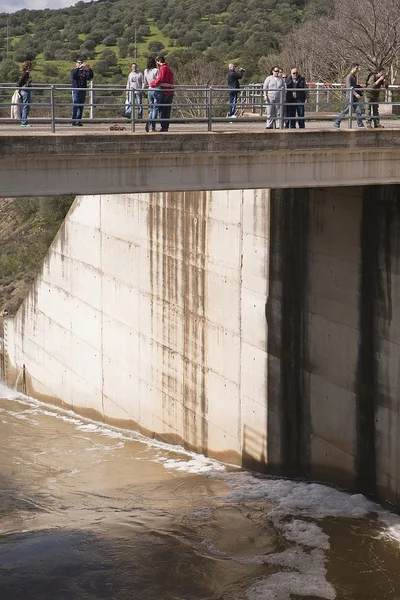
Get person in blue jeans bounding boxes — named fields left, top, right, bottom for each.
left=334, top=63, right=364, bottom=128
left=143, top=57, right=160, bottom=132
left=71, top=59, right=94, bottom=126
left=17, top=61, right=32, bottom=127
left=227, top=63, right=244, bottom=118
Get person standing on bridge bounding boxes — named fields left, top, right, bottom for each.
left=333, top=63, right=364, bottom=128
left=263, top=66, right=285, bottom=129
left=71, top=59, right=94, bottom=126
left=143, top=56, right=160, bottom=132
left=365, top=68, right=388, bottom=128
left=17, top=61, right=33, bottom=127
left=227, top=63, right=244, bottom=118
left=150, top=56, right=174, bottom=132
left=125, top=63, right=144, bottom=121
left=285, top=68, right=308, bottom=129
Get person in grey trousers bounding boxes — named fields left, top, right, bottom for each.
left=263, top=66, right=286, bottom=129
left=334, top=63, right=364, bottom=128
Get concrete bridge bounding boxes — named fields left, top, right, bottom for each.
left=1, top=129, right=400, bottom=196
left=2, top=129, right=400, bottom=507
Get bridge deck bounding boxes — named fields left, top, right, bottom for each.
left=1, top=128, right=399, bottom=196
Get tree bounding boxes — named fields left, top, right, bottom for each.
left=101, top=49, right=118, bottom=68
left=148, top=41, right=165, bottom=54
left=281, top=0, right=400, bottom=81
left=0, top=59, right=19, bottom=83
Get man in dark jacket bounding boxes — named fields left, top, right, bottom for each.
left=71, top=59, right=94, bottom=126
left=365, top=68, right=388, bottom=128
left=227, top=63, right=244, bottom=118
left=285, top=68, right=308, bottom=128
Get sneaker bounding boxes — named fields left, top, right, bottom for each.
left=145, top=122, right=149, bottom=132
left=358, top=124, right=365, bottom=128
left=21, top=124, right=30, bottom=127
left=366, top=123, right=372, bottom=128
left=333, top=122, right=340, bottom=128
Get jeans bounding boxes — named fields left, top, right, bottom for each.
left=72, top=89, right=87, bottom=122
left=228, top=90, right=238, bottom=117
left=159, top=94, right=173, bottom=131
left=365, top=97, right=380, bottom=126
left=148, top=90, right=161, bottom=131
left=286, top=102, right=305, bottom=128
left=335, top=98, right=363, bottom=127
left=20, top=89, right=31, bottom=125
left=126, top=92, right=143, bottom=119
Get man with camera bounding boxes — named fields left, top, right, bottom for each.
left=71, top=59, right=94, bottom=126
left=227, top=63, right=244, bottom=118
left=365, top=68, right=389, bottom=128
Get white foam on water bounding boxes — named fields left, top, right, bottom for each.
left=0, top=383, right=226, bottom=475
left=246, top=570, right=336, bottom=600
left=224, top=472, right=377, bottom=518
left=160, top=456, right=227, bottom=474
left=278, top=519, right=330, bottom=550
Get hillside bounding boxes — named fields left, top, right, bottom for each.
left=0, top=0, right=319, bottom=83
left=0, top=196, right=73, bottom=331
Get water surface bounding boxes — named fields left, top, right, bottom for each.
left=1, top=384, right=400, bottom=600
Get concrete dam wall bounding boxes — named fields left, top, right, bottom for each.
left=3, top=186, right=400, bottom=505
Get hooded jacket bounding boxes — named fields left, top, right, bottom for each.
left=150, top=63, right=174, bottom=96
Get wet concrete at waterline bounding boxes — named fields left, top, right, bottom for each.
left=2, top=385, right=400, bottom=600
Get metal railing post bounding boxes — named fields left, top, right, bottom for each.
left=89, top=80, right=94, bottom=120
left=50, top=85, right=55, bottom=133
left=349, top=87, right=353, bottom=129
left=131, top=89, right=135, bottom=132
left=279, top=86, right=284, bottom=129
left=316, top=82, right=321, bottom=113
left=207, top=86, right=212, bottom=131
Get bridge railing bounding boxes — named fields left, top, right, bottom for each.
left=0, top=82, right=399, bottom=131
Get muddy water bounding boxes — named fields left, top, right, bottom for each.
left=1, top=385, right=400, bottom=600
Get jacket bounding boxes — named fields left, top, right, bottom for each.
left=71, top=66, right=94, bottom=89
left=150, top=63, right=174, bottom=95
left=263, top=75, right=285, bottom=102
left=17, top=71, right=32, bottom=88
left=11, top=90, right=22, bottom=119
left=227, top=69, right=243, bottom=89
left=365, top=72, right=388, bottom=100
left=285, top=75, right=308, bottom=103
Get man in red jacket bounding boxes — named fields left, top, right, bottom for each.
left=150, top=56, right=174, bottom=132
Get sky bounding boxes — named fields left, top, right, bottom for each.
left=0, top=0, right=92, bottom=14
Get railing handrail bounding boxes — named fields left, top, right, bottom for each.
left=1, top=82, right=398, bottom=132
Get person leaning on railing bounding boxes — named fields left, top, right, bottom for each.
left=365, top=68, right=388, bottom=129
